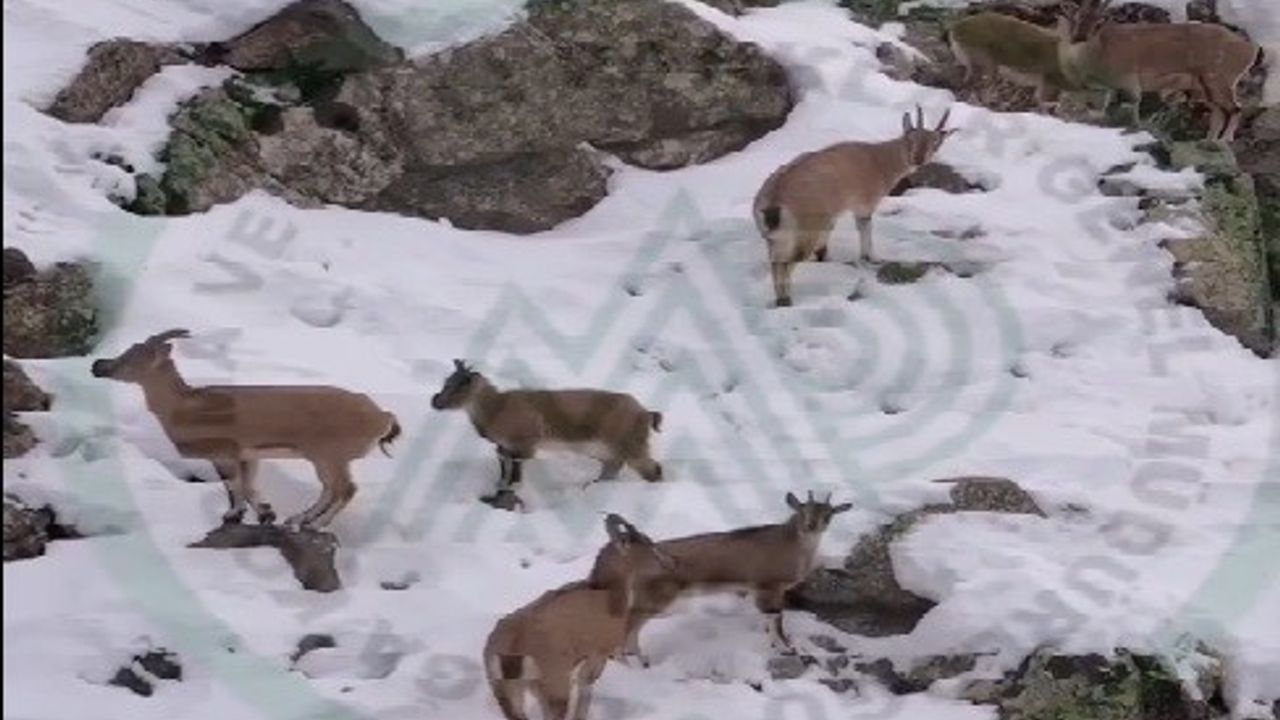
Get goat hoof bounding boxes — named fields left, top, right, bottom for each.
left=257, top=507, right=276, bottom=525
left=480, top=490, right=524, bottom=512
left=221, top=510, right=245, bottom=525
left=775, top=297, right=792, bottom=308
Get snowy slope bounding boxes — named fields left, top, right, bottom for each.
left=4, top=0, right=1279, bottom=719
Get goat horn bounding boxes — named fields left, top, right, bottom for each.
left=935, top=107, right=951, bottom=132
left=147, top=328, right=190, bottom=345
left=605, top=513, right=636, bottom=539
left=453, top=359, right=467, bottom=372
left=915, top=104, right=924, bottom=129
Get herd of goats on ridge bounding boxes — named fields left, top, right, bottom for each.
left=82, top=1, right=1262, bottom=717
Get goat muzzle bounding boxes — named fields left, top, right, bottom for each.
left=90, top=359, right=112, bottom=378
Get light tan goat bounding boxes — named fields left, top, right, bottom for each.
left=91, top=329, right=400, bottom=528
left=589, top=491, right=851, bottom=664
left=484, top=514, right=677, bottom=720
left=1056, top=0, right=1261, bottom=141
left=946, top=11, right=1079, bottom=110
left=430, top=360, right=663, bottom=504
left=753, top=106, right=956, bottom=307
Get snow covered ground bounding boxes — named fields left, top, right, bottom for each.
left=4, top=0, right=1278, bottom=719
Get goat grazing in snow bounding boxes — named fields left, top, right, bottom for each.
left=484, top=514, right=677, bottom=720
left=91, top=329, right=400, bottom=529
left=589, top=491, right=852, bottom=664
left=1055, top=0, right=1260, bottom=141
left=753, top=105, right=956, bottom=307
left=430, top=360, right=663, bottom=505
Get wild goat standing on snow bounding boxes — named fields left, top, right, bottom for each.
left=753, top=105, right=956, bottom=307
left=484, top=514, right=677, bottom=720
left=430, top=360, right=663, bottom=505
left=91, top=329, right=400, bottom=529
left=590, top=491, right=852, bottom=664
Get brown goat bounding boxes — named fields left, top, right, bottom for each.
left=589, top=491, right=851, bottom=664
left=1057, top=0, right=1260, bottom=140
left=753, top=105, right=956, bottom=307
left=91, top=329, right=399, bottom=528
left=430, top=360, right=663, bottom=504
left=484, top=514, right=677, bottom=720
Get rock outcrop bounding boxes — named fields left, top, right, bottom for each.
left=46, top=40, right=188, bottom=123
left=1162, top=140, right=1274, bottom=357
left=3, top=249, right=99, bottom=359
left=189, top=522, right=342, bottom=592
left=87, top=0, right=794, bottom=233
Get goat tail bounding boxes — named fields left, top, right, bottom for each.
left=758, top=206, right=782, bottom=233
left=649, top=411, right=663, bottom=433
left=378, top=416, right=402, bottom=457
left=488, top=652, right=539, bottom=681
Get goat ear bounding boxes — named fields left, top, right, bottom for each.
left=785, top=492, right=801, bottom=510
left=832, top=502, right=853, bottom=514
left=453, top=359, right=467, bottom=373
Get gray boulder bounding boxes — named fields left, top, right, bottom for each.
left=46, top=40, right=187, bottom=124
left=210, top=0, right=404, bottom=75
left=189, top=522, right=342, bottom=592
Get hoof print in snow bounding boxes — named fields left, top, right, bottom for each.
left=768, top=653, right=815, bottom=680
left=109, top=667, right=154, bottom=697
left=290, top=633, right=337, bottom=664
left=380, top=571, right=421, bottom=591
left=875, top=261, right=933, bottom=285
left=789, top=477, right=1044, bottom=637
left=108, top=648, right=183, bottom=697
left=189, top=523, right=341, bottom=592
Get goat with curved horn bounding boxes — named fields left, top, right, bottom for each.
left=592, top=491, right=854, bottom=664
left=753, top=105, right=958, bottom=306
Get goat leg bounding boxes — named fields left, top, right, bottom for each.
left=215, top=459, right=248, bottom=525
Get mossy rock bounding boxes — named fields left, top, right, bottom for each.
left=1169, top=140, right=1240, bottom=180
left=3, top=260, right=99, bottom=358
left=966, top=649, right=1213, bottom=720
left=152, top=87, right=263, bottom=214
left=1163, top=141, right=1273, bottom=356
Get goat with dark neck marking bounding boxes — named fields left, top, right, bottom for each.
left=430, top=360, right=664, bottom=505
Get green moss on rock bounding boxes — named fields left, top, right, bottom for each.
left=967, top=649, right=1211, bottom=720
left=156, top=89, right=256, bottom=214
left=1164, top=140, right=1273, bottom=356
